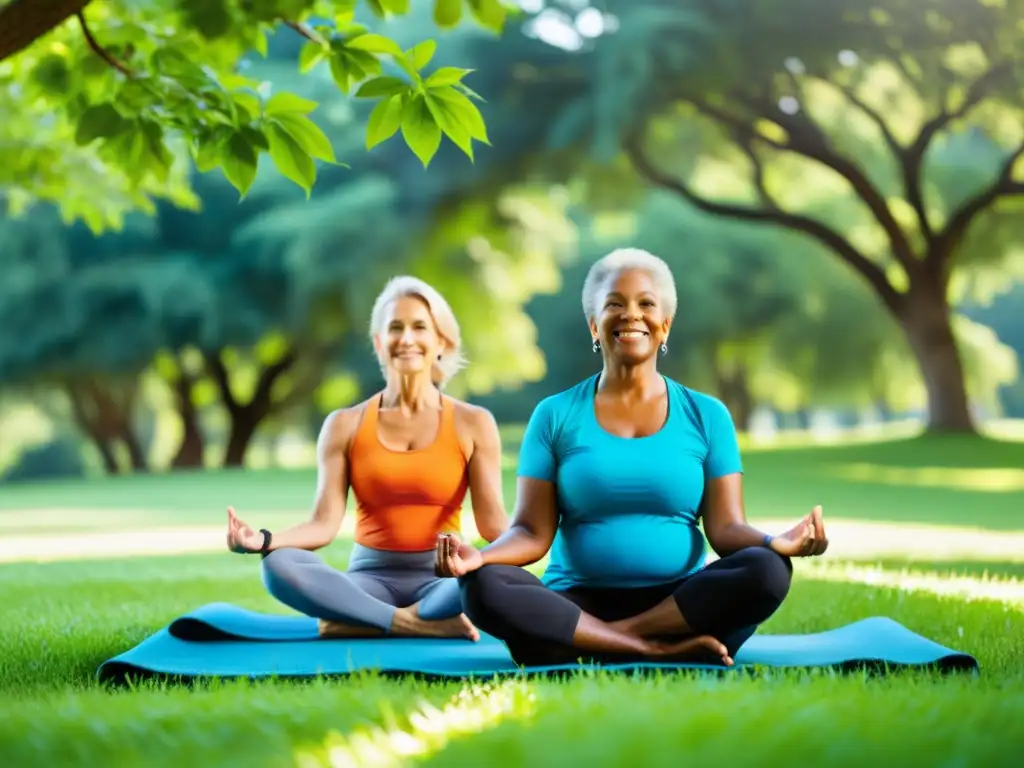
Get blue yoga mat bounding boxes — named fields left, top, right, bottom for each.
left=96, top=602, right=978, bottom=684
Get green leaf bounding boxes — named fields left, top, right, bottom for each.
left=140, top=120, right=173, bottom=183
left=30, top=54, right=71, bottom=95
left=433, top=0, right=463, bottom=28
left=354, top=76, right=409, bottom=99
left=179, top=0, right=233, bottom=39
left=392, top=54, right=421, bottom=83
left=329, top=54, right=359, bottom=94
left=455, top=82, right=485, bottom=101
left=151, top=48, right=210, bottom=89
left=253, top=27, right=269, bottom=57
left=425, top=94, right=474, bottom=160
left=366, top=0, right=386, bottom=17
left=233, top=92, right=262, bottom=122
left=272, top=113, right=336, bottom=163
left=299, top=41, right=327, bottom=73
left=334, top=0, right=358, bottom=26
left=265, top=122, right=317, bottom=195
left=240, top=125, right=270, bottom=152
left=401, top=95, right=442, bottom=167
left=366, top=94, right=405, bottom=149
left=426, top=67, right=473, bottom=87
left=193, top=129, right=229, bottom=172
left=429, top=86, right=489, bottom=143
left=265, top=92, right=318, bottom=116
left=220, top=131, right=259, bottom=196
left=467, top=0, right=507, bottom=31
left=409, top=40, right=438, bottom=71
left=346, top=33, right=403, bottom=56
left=381, top=0, right=411, bottom=13
left=74, top=103, right=130, bottom=146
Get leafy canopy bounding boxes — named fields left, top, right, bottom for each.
left=0, top=0, right=508, bottom=231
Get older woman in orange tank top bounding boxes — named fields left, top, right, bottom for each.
left=225, top=276, right=509, bottom=640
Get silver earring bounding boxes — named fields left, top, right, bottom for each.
left=660, top=342, right=668, bottom=355
left=592, top=339, right=600, bottom=353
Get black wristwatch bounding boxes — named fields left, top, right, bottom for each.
left=258, top=529, right=272, bottom=559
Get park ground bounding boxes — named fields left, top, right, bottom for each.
left=1, top=426, right=1023, bottom=766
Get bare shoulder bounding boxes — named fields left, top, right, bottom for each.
left=451, top=398, right=499, bottom=437
left=319, top=397, right=375, bottom=451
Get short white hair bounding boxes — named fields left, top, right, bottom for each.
left=581, top=248, right=678, bottom=321
left=368, top=275, right=467, bottom=388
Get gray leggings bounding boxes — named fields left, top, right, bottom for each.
left=260, top=544, right=463, bottom=632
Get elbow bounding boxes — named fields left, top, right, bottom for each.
left=478, top=518, right=509, bottom=544
left=705, top=525, right=739, bottom=558
left=312, top=522, right=340, bottom=551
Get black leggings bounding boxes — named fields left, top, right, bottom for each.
left=459, top=547, right=792, bottom=667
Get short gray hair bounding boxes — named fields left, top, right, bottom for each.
left=581, top=248, right=678, bottom=321
left=368, top=275, right=467, bottom=388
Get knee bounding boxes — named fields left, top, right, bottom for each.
left=260, top=548, right=305, bottom=592
left=738, top=547, right=793, bottom=604
left=457, top=565, right=506, bottom=620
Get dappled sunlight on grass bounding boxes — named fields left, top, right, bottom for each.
left=800, top=559, right=1024, bottom=607
left=830, top=463, right=1024, bottom=492
left=742, top=418, right=925, bottom=450
left=293, top=680, right=536, bottom=768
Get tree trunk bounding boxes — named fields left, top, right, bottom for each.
left=223, top=406, right=264, bottom=468
left=713, top=360, right=754, bottom=432
left=122, top=429, right=148, bottom=472
left=64, top=377, right=149, bottom=474
left=0, top=0, right=95, bottom=62
left=170, top=374, right=205, bottom=469
left=92, top=436, right=120, bottom=475
left=898, top=283, right=975, bottom=433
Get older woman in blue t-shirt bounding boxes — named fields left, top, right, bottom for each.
left=435, top=248, right=830, bottom=667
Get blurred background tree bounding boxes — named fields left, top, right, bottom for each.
left=1, top=0, right=1021, bottom=481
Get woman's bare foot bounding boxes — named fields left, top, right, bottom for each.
left=643, top=634, right=734, bottom=666
left=317, top=618, right=384, bottom=639
left=389, top=605, right=480, bottom=641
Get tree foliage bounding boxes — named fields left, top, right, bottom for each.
left=490, top=0, right=1024, bottom=432
left=0, top=0, right=509, bottom=231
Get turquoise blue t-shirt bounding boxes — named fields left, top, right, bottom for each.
left=517, top=374, right=743, bottom=591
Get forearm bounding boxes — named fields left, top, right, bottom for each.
left=708, top=521, right=771, bottom=557
left=480, top=524, right=549, bottom=567
left=265, top=519, right=335, bottom=552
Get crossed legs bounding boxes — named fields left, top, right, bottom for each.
left=261, top=548, right=478, bottom=640
left=460, top=547, right=792, bottom=666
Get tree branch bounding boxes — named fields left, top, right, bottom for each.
left=283, top=20, right=322, bottom=44
left=930, top=141, right=1024, bottom=274
left=251, top=346, right=300, bottom=415
left=76, top=9, right=132, bottom=76
left=739, top=138, right=777, bottom=210
left=623, top=131, right=905, bottom=314
left=203, top=351, right=240, bottom=416
left=834, top=83, right=902, bottom=159
left=698, top=91, right=919, bottom=274
left=903, top=64, right=1012, bottom=236
left=0, top=0, right=93, bottom=62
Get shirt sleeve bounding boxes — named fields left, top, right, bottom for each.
left=702, top=396, right=743, bottom=479
left=516, top=397, right=558, bottom=482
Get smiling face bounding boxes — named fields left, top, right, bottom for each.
left=374, top=295, right=446, bottom=379
left=589, top=268, right=671, bottom=366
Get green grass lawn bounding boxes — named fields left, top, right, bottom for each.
left=1, top=434, right=1023, bottom=766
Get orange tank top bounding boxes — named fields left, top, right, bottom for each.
left=347, top=394, right=468, bottom=551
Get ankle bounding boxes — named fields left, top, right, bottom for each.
left=608, top=618, right=636, bottom=636
left=389, top=606, right=419, bottom=633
